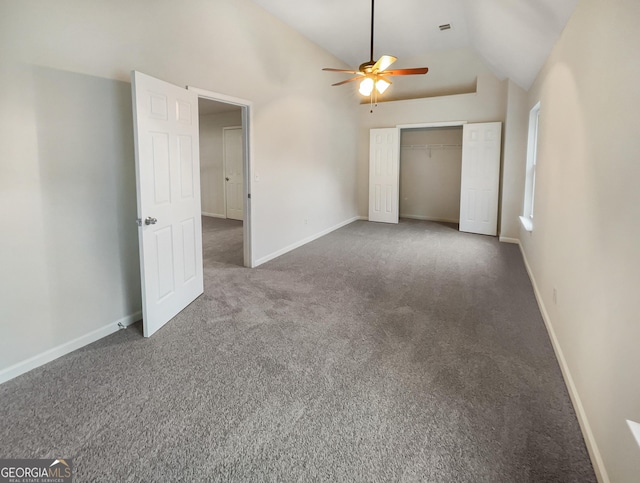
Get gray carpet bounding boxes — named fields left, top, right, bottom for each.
left=0, top=219, right=595, bottom=482
left=202, top=216, right=244, bottom=267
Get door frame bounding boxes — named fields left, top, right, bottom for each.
left=395, top=121, right=467, bottom=224
left=222, top=125, right=243, bottom=220
left=397, top=121, right=467, bottom=130
left=187, top=86, right=254, bottom=268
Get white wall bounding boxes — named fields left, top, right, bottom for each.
left=500, top=80, right=529, bottom=240
left=358, top=73, right=508, bottom=223
left=0, top=66, right=142, bottom=375
left=0, top=0, right=359, bottom=377
left=199, top=109, right=242, bottom=217
left=519, top=0, right=640, bottom=481
left=399, top=128, right=462, bottom=223
left=366, top=48, right=496, bottom=102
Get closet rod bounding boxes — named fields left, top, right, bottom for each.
left=402, top=143, right=462, bottom=149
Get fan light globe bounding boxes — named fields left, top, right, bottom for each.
left=376, top=79, right=390, bottom=94
left=359, top=77, right=374, bottom=96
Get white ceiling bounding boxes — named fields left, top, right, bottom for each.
left=250, top=0, right=578, bottom=89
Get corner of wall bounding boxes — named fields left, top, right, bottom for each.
left=499, top=80, right=529, bottom=240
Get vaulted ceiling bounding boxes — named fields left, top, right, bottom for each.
left=251, top=0, right=578, bottom=90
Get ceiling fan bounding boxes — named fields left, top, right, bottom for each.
left=322, top=0, right=429, bottom=106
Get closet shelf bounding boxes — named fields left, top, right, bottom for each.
left=401, top=143, right=462, bottom=158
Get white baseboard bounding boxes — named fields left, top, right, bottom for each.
left=399, top=214, right=459, bottom=224
left=499, top=236, right=520, bottom=244
left=202, top=212, right=226, bottom=219
left=517, top=244, right=609, bottom=483
left=0, top=311, right=142, bottom=385
left=255, top=216, right=361, bottom=266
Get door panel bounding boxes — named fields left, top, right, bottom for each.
left=369, top=128, right=399, bottom=223
left=459, top=122, right=502, bottom=236
left=181, top=218, right=197, bottom=282
left=178, top=135, right=195, bottom=198
left=131, top=71, right=204, bottom=337
left=224, top=127, right=244, bottom=221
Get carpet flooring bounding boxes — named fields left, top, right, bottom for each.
left=0, top=218, right=595, bottom=482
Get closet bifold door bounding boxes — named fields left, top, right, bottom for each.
left=459, top=122, right=502, bottom=236
left=368, top=128, right=400, bottom=224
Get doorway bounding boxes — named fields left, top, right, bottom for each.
left=399, top=126, right=463, bottom=225
left=198, top=98, right=245, bottom=267
left=132, top=72, right=254, bottom=337
left=368, top=121, right=502, bottom=235
left=190, top=87, right=253, bottom=268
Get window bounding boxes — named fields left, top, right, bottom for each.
left=521, top=102, right=540, bottom=231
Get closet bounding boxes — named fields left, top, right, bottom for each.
left=400, top=127, right=463, bottom=224
left=369, top=122, right=502, bottom=236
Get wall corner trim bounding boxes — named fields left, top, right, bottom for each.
left=255, top=216, right=361, bottom=266
left=517, top=244, right=610, bottom=483
left=0, top=312, right=142, bottom=385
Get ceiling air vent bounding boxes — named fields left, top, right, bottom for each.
left=439, top=24, right=451, bottom=31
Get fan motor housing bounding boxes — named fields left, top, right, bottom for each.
left=359, top=61, right=376, bottom=73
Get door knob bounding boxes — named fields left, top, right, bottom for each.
left=144, top=217, right=157, bottom=225
left=225, top=177, right=230, bottom=181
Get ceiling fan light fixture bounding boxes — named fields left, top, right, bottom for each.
left=375, top=78, right=390, bottom=94
left=359, top=77, right=374, bottom=96
left=322, top=0, right=429, bottom=110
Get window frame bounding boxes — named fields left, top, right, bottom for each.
left=520, top=101, right=541, bottom=231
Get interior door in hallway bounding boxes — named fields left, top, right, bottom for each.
left=131, top=71, right=204, bottom=337
left=459, top=122, right=502, bottom=236
left=369, top=128, right=400, bottom=224
left=224, top=126, right=244, bottom=221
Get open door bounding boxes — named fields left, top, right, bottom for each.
left=131, top=71, right=203, bottom=337
left=369, top=128, right=400, bottom=223
left=459, top=122, right=502, bottom=236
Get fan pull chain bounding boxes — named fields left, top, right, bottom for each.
left=369, top=82, right=379, bottom=113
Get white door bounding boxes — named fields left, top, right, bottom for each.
left=131, top=71, right=204, bottom=337
left=369, top=128, right=400, bottom=223
left=459, top=122, right=502, bottom=236
left=224, top=127, right=244, bottom=221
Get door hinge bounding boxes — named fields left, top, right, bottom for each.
left=248, top=193, right=251, bottom=199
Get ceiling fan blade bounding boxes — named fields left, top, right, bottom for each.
left=332, top=77, right=363, bottom=86
left=382, top=67, right=429, bottom=76
left=372, top=55, right=397, bottom=73
left=322, top=68, right=363, bottom=75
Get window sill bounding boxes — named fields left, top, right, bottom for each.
left=519, top=216, right=533, bottom=232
